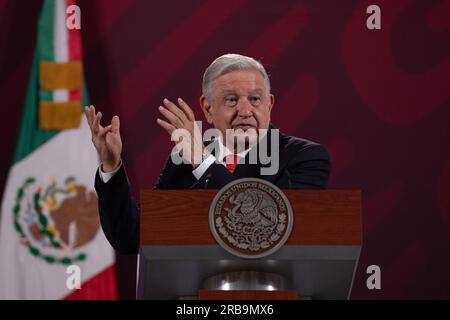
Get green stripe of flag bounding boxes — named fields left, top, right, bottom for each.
left=38, top=0, right=55, bottom=62
left=13, top=0, right=90, bottom=164
left=13, top=52, right=59, bottom=164
left=39, top=90, right=53, bottom=102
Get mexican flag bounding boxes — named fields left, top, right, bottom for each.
left=0, top=0, right=117, bottom=299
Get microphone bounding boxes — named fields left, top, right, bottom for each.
left=204, top=172, right=212, bottom=189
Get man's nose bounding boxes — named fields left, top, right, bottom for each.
left=236, top=97, right=253, bottom=117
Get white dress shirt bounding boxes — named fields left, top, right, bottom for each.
left=192, top=140, right=250, bottom=179
left=98, top=161, right=122, bottom=183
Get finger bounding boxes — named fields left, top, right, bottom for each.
left=111, top=116, right=120, bottom=134
left=99, top=124, right=113, bottom=137
left=163, top=98, right=187, bottom=123
left=92, top=111, right=103, bottom=134
left=85, top=105, right=94, bottom=127
left=89, top=106, right=97, bottom=126
left=177, top=98, right=195, bottom=121
left=156, top=118, right=176, bottom=135
left=84, top=106, right=90, bottom=124
left=89, top=105, right=97, bottom=128
left=87, top=107, right=97, bottom=133
left=158, top=105, right=183, bottom=128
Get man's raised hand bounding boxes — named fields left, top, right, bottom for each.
left=156, top=98, right=205, bottom=167
left=85, top=105, right=122, bottom=172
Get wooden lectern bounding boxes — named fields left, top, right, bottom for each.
left=138, top=190, right=361, bottom=300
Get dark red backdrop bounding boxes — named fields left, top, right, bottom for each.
left=1, top=0, right=449, bottom=299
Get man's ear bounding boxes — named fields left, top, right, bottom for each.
left=268, top=94, right=275, bottom=113
left=200, top=95, right=214, bottom=124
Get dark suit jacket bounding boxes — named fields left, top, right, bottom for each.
left=95, top=127, right=331, bottom=254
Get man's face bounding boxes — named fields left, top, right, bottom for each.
left=200, top=69, right=274, bottom=149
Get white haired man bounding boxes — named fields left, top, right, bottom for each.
left=85, top=53, right=331, bottom=254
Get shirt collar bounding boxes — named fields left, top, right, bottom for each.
left=216, top=136, right=251, bottom=161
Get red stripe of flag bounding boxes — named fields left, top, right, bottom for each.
left=67, top=0, right=82, bottom=101
left=64, top=265, right=118, bottom=300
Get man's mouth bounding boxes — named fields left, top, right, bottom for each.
left=233, top=124, right=257, bottom=131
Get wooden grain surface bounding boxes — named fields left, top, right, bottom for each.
left=140, top=189, right=362, bottom=245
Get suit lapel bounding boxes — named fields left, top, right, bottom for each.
left=234, top=125, right=274, bottom=179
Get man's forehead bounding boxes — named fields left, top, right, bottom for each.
left=212, top=70, right=266, bottom=92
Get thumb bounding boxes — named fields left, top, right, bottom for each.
left=111, top=115, right=120, bottom=134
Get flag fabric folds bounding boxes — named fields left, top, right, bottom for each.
left=0, top=0, right=117, bottom=299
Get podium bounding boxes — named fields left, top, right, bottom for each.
left=138, top=189, right=362, bottom=300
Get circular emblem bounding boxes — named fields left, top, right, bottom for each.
left=13, top=176, right=100, bottom=265
left=209, top=178, right=293, bottom=259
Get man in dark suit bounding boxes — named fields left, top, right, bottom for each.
left=85, top=54, right=331, bottom=254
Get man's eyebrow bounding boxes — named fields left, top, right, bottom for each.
left=220, top=89, right=265, bottom=95
left=221, top=90, right=238, bottom=95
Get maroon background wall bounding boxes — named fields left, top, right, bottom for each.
left=1, top=0, right=449, bottom=299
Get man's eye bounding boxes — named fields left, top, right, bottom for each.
left=249, top=96, right=261, bottom=105
left=225, top=97, right=238, bottom=106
